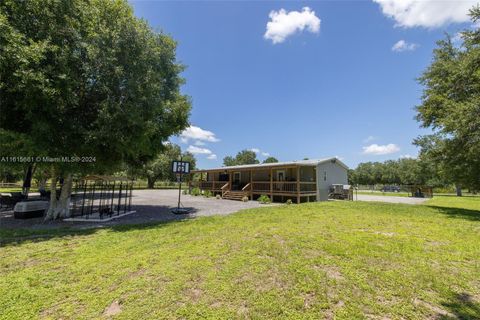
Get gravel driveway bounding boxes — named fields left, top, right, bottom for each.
left=356, top=194, right=428, bottom=205
left=1, top=189, right=274, bottom=231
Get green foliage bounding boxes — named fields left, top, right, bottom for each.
left=263, top=157, right=279, bottom=164
left=349, top=158, right=441, bottom=186
left=182, top=189, right=188, bottom=195
left=190, top=187, right=201, bottom=196
left=133, top=143, right=196, bottom=188
left=223, top=150, right=260, bottom=166
left=257, top=194, right=271, bottom=204
left=414, top=6, right=480, bottom=190
left=204, top=190, right=212, bottom=198
left=285, top=199, right=293, bottom=205
left=0, top=0, right=190, bottom=175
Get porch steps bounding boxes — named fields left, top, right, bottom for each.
left=222, top=191, right=248, bottom=201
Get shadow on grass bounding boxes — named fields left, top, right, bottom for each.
left=425, top=205, right=480, bottom=221
left=0, top=204, right=198, bottom=247
left=440, top=292, right=480, bottom=320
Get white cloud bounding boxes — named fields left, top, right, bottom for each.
left=264, top=7, right=321, bottom=44
left=207, top=154, right=217, bottom=160
left=392, top=40, right=418, bottom=52
left=194, top=140, right=205, bottom=146
left=187, top=145, right=213, bottom=155
left=400, top=154, right=416, bottom=159
left=250, top=148, right=271, bottom=157
left=180, top=125, right=219, bottom=143
left=362, top=143, right=400, bottom=155
left=363, top=135, right=376, bottom=143
left=373, top=0, right=477, bottom=28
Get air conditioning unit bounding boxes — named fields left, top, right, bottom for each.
left=14, top=201, right=49, bottom=219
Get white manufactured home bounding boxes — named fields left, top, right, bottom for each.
left=190, top=157, right=349, bottom=203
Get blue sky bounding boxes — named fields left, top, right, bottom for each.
left=130, top=0, right=476, bottom=169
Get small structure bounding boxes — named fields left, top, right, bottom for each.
left=329, top=184, right=353, bottom=200
left=190, top=157, right=348, bottom=203
left=69, top=175, right=134, bottom=220
left=409, top=185, right=433, bottom=198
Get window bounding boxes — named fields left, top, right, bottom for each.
left=277, top=170, right=285, bottom=181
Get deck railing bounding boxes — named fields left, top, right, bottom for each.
left=221, top=182, right=230, bottom=197
left=193, top=180, right=317, bottom=195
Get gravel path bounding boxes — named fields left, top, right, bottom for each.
left=1, top=189, right=275, bottom=231
left=356, top=194, right=428, bottom=205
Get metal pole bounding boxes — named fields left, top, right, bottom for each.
left=177, top=156, right=183, bottom=211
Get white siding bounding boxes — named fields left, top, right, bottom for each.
left=316, top=160, right=348, bottom=201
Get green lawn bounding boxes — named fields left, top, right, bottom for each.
left=1, top=197, right=479, bottom=319
left=357, top=190, right=410, bottom=197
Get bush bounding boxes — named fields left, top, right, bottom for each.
left=285, top=199, right=292, bottom=205
left=242, top=196, right=249, bottom=202
left=204, top=190, right=212, bottom=198
left=258, top=195, right=271, bottom=204
left=182, top=189, right=188, bottom=195
left=191, top=187, right=201, bottom=196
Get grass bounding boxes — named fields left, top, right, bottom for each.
left=357, top=190, right=410, bottom=197
left=1, top=197, right=479, bottom=319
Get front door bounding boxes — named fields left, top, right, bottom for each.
left=233, top=172, right=241, bottom=190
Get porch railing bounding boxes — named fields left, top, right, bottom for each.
left=221, top=182, right=230, bottom=197
left=193, top=180, right=316, bottom=194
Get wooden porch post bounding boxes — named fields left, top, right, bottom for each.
left=212, top=172, right=215, bottom=192
left=250, top=170, right=253, bottom=199
left=270, top=167, right=273, bottom=201
left=296, top=166, right=300, bottom=204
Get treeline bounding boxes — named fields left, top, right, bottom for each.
left=348, top=158, right=442, bottom=186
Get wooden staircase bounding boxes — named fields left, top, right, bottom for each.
left=222, top=191, right=248, bottom=201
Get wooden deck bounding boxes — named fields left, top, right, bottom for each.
left=189, top=164, right=318, bottom=203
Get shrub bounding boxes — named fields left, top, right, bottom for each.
left=242, top=196, right=249, bottom=202
left=285, top=199, right=292, bottom=205
left=204, top=190, right=212, bottom=198
left=182, top=189, right=188, bottom=195
left=258, top=195, right=271, bottom=204
left=191, top=187, right=201, bottom=196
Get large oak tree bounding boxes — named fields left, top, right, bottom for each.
left=414, top=6, right=480, bottom=192
left=0, top=0, right=190, bottom=219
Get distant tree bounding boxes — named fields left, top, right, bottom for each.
left=350, top=158, right=442, bottom=187
left=223, top=150, right=259, bottom=166
left=263, top=157, right=278, bottom=164
left=414, top=6, right=480, bottom=193
left=138, top=144, right=196, bottom=188
left=223, top=156, right=236, bottom=167
left=0, top=0, right=190, bottom=219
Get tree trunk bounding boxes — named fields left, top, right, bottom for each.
left=45, top=170, right=73, bottom=220
left=455, top=184, right=462, bottom=197
left=147, top=177, right=155, bottom=189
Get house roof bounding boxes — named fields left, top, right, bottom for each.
left=191, top=157, right=349, bottom=173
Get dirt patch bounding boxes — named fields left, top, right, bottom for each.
left=413, top=298, right=457, bottom=319
left=303, top=292, right=316, bottom=309
left=313, top=265, right=344, bottom=281
left=103, top=300, right=121, bottom=317
left=325, top=266, right=344, bottom=280
left=236, top=301, right=249, bottom=317
left=184, top=287, right=202, bottom=303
